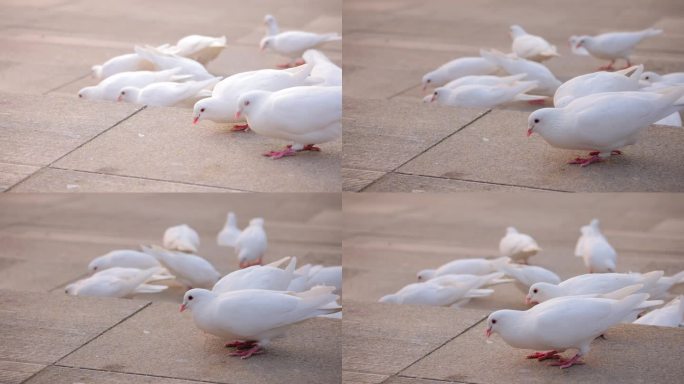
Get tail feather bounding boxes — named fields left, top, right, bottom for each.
left=465, top=288, right=494, bottom=298
left=134, top=283, right=168, bottom=293
left=600, top=284, right=644, bottom=300
left=321, top=33, right=342, bottom=42
left=641, top=270, right=665, bottom=292
left=642, top=28, right=663, bottom=37
left=267, top=256, right=291, bottom=268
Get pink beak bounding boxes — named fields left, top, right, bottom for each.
left=179, top=304, right=186, bottom=312
left=117, top=95, right=123, bottom=102
left=235, top=111, right=241, bottom=119
left=193, top=116, right=199, bottom=125
left=485, top=327, right=492, bottom=338
left=430, top=94, right=437, bottom=102
left=527, top=128, right=533, bottom=137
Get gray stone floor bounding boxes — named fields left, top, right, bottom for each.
left=342, top=0, right=684, bottom=192
left=342, top=193, right=684, bottom=383
left=0, top=194, right=342, bottom=383
left=0, top=0, right=342, bottom=192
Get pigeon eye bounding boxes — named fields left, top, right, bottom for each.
left=533, top=289, right=538, bottom=294
left=433, top=91, right=438, bottom=95
left=534, top=118, right=539, bottom=124
left=645, top=76, right=650, bottom=80
left=78, top=94, right=82, bottom=98
left=245, top=100, right=250, bottom=106
left=188, top=295, right=193, bottom=300
left=427, top=79, right=431, bottom=83
left=491, top=319, right=497, bottom=324
left=200, top=108, right=205, bottom=112
left=121, top=91, right=126, bottom=95
left=93, top=266, right=98, bottom=270
left=65, top=289, right=69, bottom=294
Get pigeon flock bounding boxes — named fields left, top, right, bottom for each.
left=378, top=218, right=684, bottom=369
left=422, top=25, right=684, bottom=167
left=79, top=14, right=342, bottom=159
left=66, top=211, right=342, bottom=359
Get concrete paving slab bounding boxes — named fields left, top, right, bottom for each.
left=342, top=371, right=389, bottom=384
left=343, top=66, right=423, bottom=99
left=0, top=162, right=39, bottom=192
left=25, top=366, right=208, bottom=384
left=0, top=289, right=148, bottom=364
left=51, top=105, right=340, bottom=192
left=403, top=321, right=684, bottom=384
left=362, top=173, right=528, bottom=192
left=397, top=109, right=684, bottom=192
left=59, top=301, right=341, bottom=384
left=342, top=300, right=488, bottom=376
left=342, top=168, right=386, bottom=192
left=0, top=360, right=45, bottom=384
left=0, top=92, right=141, bottom=166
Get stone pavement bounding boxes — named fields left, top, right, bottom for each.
left=342, top=193, right=684, bottom=383
left=0, top=0, right=342, bottom=193
left=342, top=0, right=684, bottom=192
left=0, top=193, right=341, bottom=383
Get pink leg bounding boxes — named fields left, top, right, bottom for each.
left=229, top=345, right=264, bottom=359
left=622, top=59, right=632, bottom=69
left=231, top=124, right=250, bottom=132
left=526, top=350, right=561, bottom=361
left=527, top=99, right=546, bottom=105
left=276, top=62, right=292, bottom=69
left=598, top=61, right=615, bottom=71
left=293, top=58, right=306, bottom=66
left=549, top=353, right=585, bottom=369
left=568, top=154, right=603, bottom=167
left=225, top=340, right=257, bottom=349
left=589, top=150, right=621, bottom=156
left=263, top=145, right=297, bottom=159
left=302, top=144, right=321, bottom=152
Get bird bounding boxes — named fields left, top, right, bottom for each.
left=141, top=245, right=220, bottom=289
left=480, top=49, right=561, bottom=96
left=429, top=82, right=544, bottom=109
left=234, top=218, right=268, bottom=268
left=574, top=219, right=617, bottom=273
left=65, top=267, right=166, bottom=298
left=634, top=296, right=684, bottom=327
left=236, top=85, right=341, bottom=159
left=260, top=31, right=341, bottom=68
left=263, top=14, right=280, bottom=36
left=526, top=271, right=663, bottom=304
left=499, top=227, right=542, bottom=264
left=217, top=212, right=241, bottom=247
left=303, top=265, right=343, bottom=294
left=498, top=263, right=561, bottom=293
left=134, top=45, right=216, bottom=80
left=509, top=25, right=559, bottom=62
left=119, top=77, right=219, bottom=107
left=180, top=286, right=340, bottom=359
left=192, top=64, right=314, bottom=130
left=640, top=71, right=684, bottom=85
left=554, top=65, right=643, bottom=108
left=379, top=278, right=492, bottom=307
left=163, top=224, right=200, bottom=253
left=574, top=28, right=663, bottom=70
left=527, top=87, right=684, bottom=166
left=442, top=74, right=528, bottom=89
left=91, top=52, right=155, bottom=79
left=417, top=257, right=511, bottom=281
left=159, top=35, right=227, bottom=65
left=302, top=49, right=342, bottom=86
left=486, top=293, right=651, bottom=368
left=88, top=249, right=161, bottom=272
left=421, top=57, right=499, bottom=90
left=213, top=256, right=297, bottom=293
left=78, top=68, right=190, bottom=101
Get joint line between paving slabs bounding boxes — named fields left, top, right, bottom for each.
left=387, top=83, right=422, bottom=100
left=391, top=171, right=572, bottom=192
left=393, top=374, right=476, bottom=384
left=359, top=110, right=492, bottom=191
left=49, top=365, right=229, bottom=384
left=42, top=72, right=92, bottom=95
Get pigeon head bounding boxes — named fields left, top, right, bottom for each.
left=192, top=98, right=224, bottom=125
left=509, top=25, right=526, bottom=38
left=640, top=71, right=661, bottom=83
left=249, top=217, right=264, bottom=227
left=527, top=108, right=560, bottom=138
left=263, top=14, right=275, bottom=25
left=78, top=86, right=100, bottom=100
left=259, top=36, right=273, bottom=51
left=91, top=65, right=103, bottom=79
left=485, top=310, right=516, bottom=337
left=526, top=282, right=559, bottom=305
left=181, top=288, right=214, bottom=312
left=421, top=73, right=437, bottom=91
left=64, top=284, right=77, bottom=295
left=574, top=36, right=590, bottom=49
left=236, top=91, right=269, bottom=119
left=88, top=256, right=108, bottom=273
left=417, top=269, right=436, bottom=281
left=118, top=87, right=140, bottom=103
left=379, top=294, right=401, bottom=304
left=505, top=226, right=518, bottom=235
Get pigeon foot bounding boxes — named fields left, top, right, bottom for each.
left=549, top=354, right=585, bottom=369
left=225, top=340, right=257, bottom=349
left=231, top=124, right=250, bottom=132
left=239, top=258, right=263, bottom=269
left=263, top=146, right=297, bottom=159
left=598, top=61, right=615, bottom=71
left=568, top=154, right=602, bottom=167
left=229, top=345, right=263, bottom=359
left=302, top=144, right=321, bottom=152
left=527, top=350, right=560, bottom=361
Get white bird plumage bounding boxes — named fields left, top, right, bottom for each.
left=480, top=49, right=561, bottom=95
left=510, top=25, right=559, bottom=62
left=430, top=81, right=542, bottom=109
left=78, top=68, right=190, bottom=101
left=217, top=212, right=241, bottom=247
left=134, top=45, right=215, bottom=81
left=498, top=263, right=561, bottom=292
left=574, top=28, right=663, bottom=70
left=213, top=256, right=297, bottom=293
left=574, top=219, right=617, bottom=273
left=422, top=57, right=499, bottom=90
left=234, top=218, right=268, bottom=268
left=119, top=77, right=220, bottom=107
left=159, top=35, right=227, bottom=65
left=88, top=249, right=161, bottom=272
left=634, top=296, right=684, bottom=327
left=142, top=245, right=220, bottom=289
left=163, top=224, right=200, bottom=253
left=91, top=53, right=155, bottom=79
left=260, top=31, right=341, bottom=67
left=554, top=65, right=643, bottom=108
left=417, top=257, right=511, bottom=281
left=65, top=267, right=166, bottom=298
left=499, top=227, right=542, bottom=264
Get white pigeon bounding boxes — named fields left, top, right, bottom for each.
left=217, top=212, right=241, bottom=247
left=234, top=218, right=268, bottom=268
left=78, top=68, right=190, bottom=101
left=498, top=263, right=561, bottom=293
left=160, top=35, right=227, bottom=65
left=509, top=25, right=559, bottom=62
left=634, top=296, right=684, bottom=327
left=527, top=87, right=684, bottom=166
left=554, top=65, right=643, bottom=108
left=421, top=57, right=499, bottom=90
left=92, top=53, right=155, bottom=79
left=303, top=49, right=342, bottom=86
left=568, top=35, right=590, bottom=56
left=480, top=49, right=561, bottom=96
left=65, top=267, right=165, bottom=298
left=304, top=265, right=343, bottom=294
left=236, top=85, right=341, bottom=159
left=163, top=224, right=200, bottom=253
left=429, top=82, right=543, bottom=108
left=213, top=256, right=296, bottom=293
left=260, top=31, right=341, bottom=68
left=134, top=45, right=215, bottom=80
left=379, top=278, right=491, bottom=307
left=498, top=227, right=542, bottom=264
left=641, top=71, right=684, bottom=85
left=574, top=220, right=617, bottom=273
left=526, top=271, right=663, bottom=304
left=118, top=77, right=219, bottom=107
left=442, top=74, right=528, bottom=89
left=88, top=249, right=161, bottom=272
left=141, top=245, right=220, bottom=289
left=417, top=257, right=511, bottom=281
left=631, top=270, right=684, bottom=299
left=264, top=14, right=280, bottom=36
left=192, top=64, right=313, bottom=129
left=574, top=28, right=663, bottom=70
left=180, top=286, right=340, bottom=358
left=486, top=293, right=650, bottom=368
left=430, top=272, right=512, bottom=288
